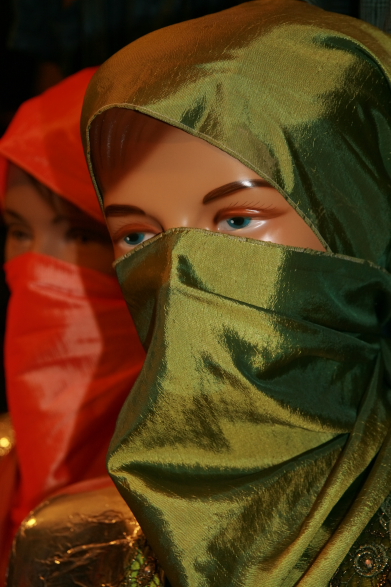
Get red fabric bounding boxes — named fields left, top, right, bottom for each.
left=4, top=252, right=145, bottom=531
left=0, top=68, right=102, bottom=221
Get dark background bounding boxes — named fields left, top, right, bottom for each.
left=0, top=0, right=389, bottom=412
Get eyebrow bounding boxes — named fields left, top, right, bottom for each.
left=4, top=208, right=81, bottom=227
left=203, top=179, right=271, bottom=204
left=104, top=204, right=146, bottom=218
left=4, top=209, right=27, bottom=223
left=52, top=215, right=71, bottom=225
left=103, top=179, right=271, bottom=218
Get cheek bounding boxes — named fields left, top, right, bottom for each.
left=4, top=235, right=29, bottom=262
left=4, top=237, right=13, bottom=263
left=72, top=242, right=115, bottom=275
left=112, top=242, right=126, bottom=262
left=252, top=213, right=326, bottom=252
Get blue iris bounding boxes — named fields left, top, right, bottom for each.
left=227, top=217, right=252, bottom=229
left=124, top=233, right=145, bottom=245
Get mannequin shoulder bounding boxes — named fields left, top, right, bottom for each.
left=7, top=479, right=165, bottom=587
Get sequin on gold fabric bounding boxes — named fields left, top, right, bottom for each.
left=330, top=496, right=391, bottom=586
left=122, top=541, right=163, bottom=587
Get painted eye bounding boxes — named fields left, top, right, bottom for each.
left=226, top=217, right=252, bottom=229
left=124, top=233, right=147, bottom=245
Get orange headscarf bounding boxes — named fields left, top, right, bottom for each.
left=0, top=69, right=145, bottom=566
left=0, top=68, right=102, bottom=221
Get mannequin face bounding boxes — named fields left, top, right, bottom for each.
left=4, top=164, right=114, bottom=274
left=100, top=117, right=326, bottom=260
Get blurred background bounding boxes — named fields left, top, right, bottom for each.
left=0, top=0, right=390, bottom=413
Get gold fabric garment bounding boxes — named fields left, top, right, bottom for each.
left=80, top=1, right=391, bottom=586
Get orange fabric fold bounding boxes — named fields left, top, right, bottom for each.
left=5, top=252, right=145, bottom=532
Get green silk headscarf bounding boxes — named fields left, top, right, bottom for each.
left=81, top=1, right=391, bottom=585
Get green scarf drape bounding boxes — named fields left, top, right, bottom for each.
left=81, top=1, right=391, bottom=585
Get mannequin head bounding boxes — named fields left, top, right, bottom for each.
left=90, top=109, right=326, bottom=259
left=4, top=164, right=114, bottom=273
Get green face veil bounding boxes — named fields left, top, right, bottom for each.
left=81, top=1, right=391, bottom=585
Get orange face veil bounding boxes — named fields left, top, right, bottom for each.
left=0, top=70, right=145, bottom=544
left=4, top=253, right=145, bottom=525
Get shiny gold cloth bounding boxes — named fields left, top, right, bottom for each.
left=81, top=1, right=391, bottom=586
left=7, top=482, right=164, bottom=587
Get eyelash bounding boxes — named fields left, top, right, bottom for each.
left=110, top=204, right=281, bottom=248
left=214, top=206, right=278, bottom=223
left=111, top=223, right=159, bottom=244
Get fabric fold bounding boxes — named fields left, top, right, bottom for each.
left=108, top=229, right=391, bottom=587
left=5, top=252, right=145, bottom=530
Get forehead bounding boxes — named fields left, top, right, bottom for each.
left=90, top=110, right=196, bottom=193
left=6, top=163, right=32, bottom=189
left=6, top=163, right=100, bottom=226
left=91, top=109, right=264, bottom=202
left=5, top=164, right=63, bottom=213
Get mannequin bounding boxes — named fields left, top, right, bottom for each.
left=0, top=69, right=145, bottom=579
left=80, top=1, right=391, bottom=586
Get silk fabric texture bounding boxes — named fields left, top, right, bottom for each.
left=81, top=1, right=391, bottom=585
left=4, top=253, right=144, bottom=530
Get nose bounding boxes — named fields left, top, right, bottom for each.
left=161, top=208, right=210, bottom=232
left=31, top=234, right=63, bottom=260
